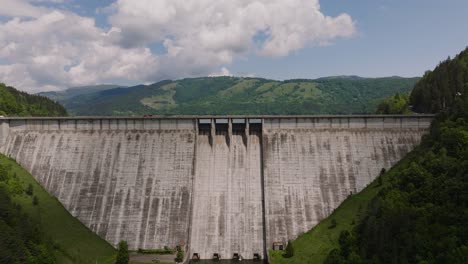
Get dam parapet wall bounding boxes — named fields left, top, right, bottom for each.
left=0, top=115, right=434, bottom=260
left=3, top=117, right=196, bottom=131
left=263, top=115, right=431, bottom=130
left=1, top=114, right=433, bottom=131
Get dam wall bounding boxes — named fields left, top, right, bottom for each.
left=0, top=115, right=433, bottom=260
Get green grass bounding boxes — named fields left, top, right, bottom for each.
left=255, top=82, right=277, bottom=93
left=140, top=83, right=177, bottom=109
left=260, top=82, right=297, bottom=98
left=219, top=79, right=259, bottom=97
left=0, top=154, right=116, bottom=264
left=269, top=157, right=412, bottom=264
left=294, top=83, right=320, bottom=100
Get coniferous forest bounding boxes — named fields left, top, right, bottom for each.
left=0, top=83, right=67, bottom=117
left=410, top=48, right=468, bottom=113
left=0, top=162, right=56, bottom=263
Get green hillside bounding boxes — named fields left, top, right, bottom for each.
left=271, top=48, right=468, bottom=264
left=37, top=85, right=124, bottom=103
left=49, top=76, right=419, bottom=116
left=0, top=83, right=67, bottom=117
left=0, top=155, right=116, bottom=264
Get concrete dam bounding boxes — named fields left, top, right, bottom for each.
left=0, top=115, right=433, bottom=260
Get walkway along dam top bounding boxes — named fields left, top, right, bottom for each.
left=0, top=115, right=434, bottom=261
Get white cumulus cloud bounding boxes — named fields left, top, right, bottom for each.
left=0, top=0, right=48, bottom=18
left=0, top=1, right=158, bottom=92
left=0, top=0, right=355, bottom=92
left=109, top=0, right=355, bottom=57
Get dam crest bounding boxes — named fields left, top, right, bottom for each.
left=0, top=115, right=433, bottom=261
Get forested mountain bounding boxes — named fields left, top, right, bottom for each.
left=37, top=85, right=123, bottom=103
left=43, top=76, right=419, bottom=116
left=0, top=83, right=67, bottom=116
left=410, top=47, right=468, bottom=113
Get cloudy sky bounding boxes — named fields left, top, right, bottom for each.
left=0, top=0, right=467, bottom=92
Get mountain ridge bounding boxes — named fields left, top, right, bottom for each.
left=39, top=76, right=420, bottom=116
left=37, top=84, right=124, bottom=102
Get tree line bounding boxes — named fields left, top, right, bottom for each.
left=410, top=47, right=468, bottom=113
left=0, top=83, right=67, bottom=117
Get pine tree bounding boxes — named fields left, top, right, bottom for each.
left=115, top=241, right=129, bottom=264
left=26, top=183, right=33, bottom=196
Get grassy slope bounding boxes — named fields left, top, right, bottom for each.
left=0, top=154, right=116, bottom=264
left=269, top=153, right=415, bottom=264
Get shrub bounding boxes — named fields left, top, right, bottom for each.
left=284, top=240, right=294, bottom=258
left=376, top=176, right=383, bottom=187
left=26, top=183, right=33, bottom=196
left=379, top=168, right=386, bottom=175
left=175, top=250, right=184, bottom=263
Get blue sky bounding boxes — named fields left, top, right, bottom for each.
left=230, top=0, right=468, bottom=79
left=0, top=0, right=467, bottom=92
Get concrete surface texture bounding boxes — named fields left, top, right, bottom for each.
left=1, top=127, right=195, bottom=250
left=0, top=116, right=432, bottom=259
left=190, top=130, right=264, bottom=259
left=262, top=128, right=424, bottom=247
